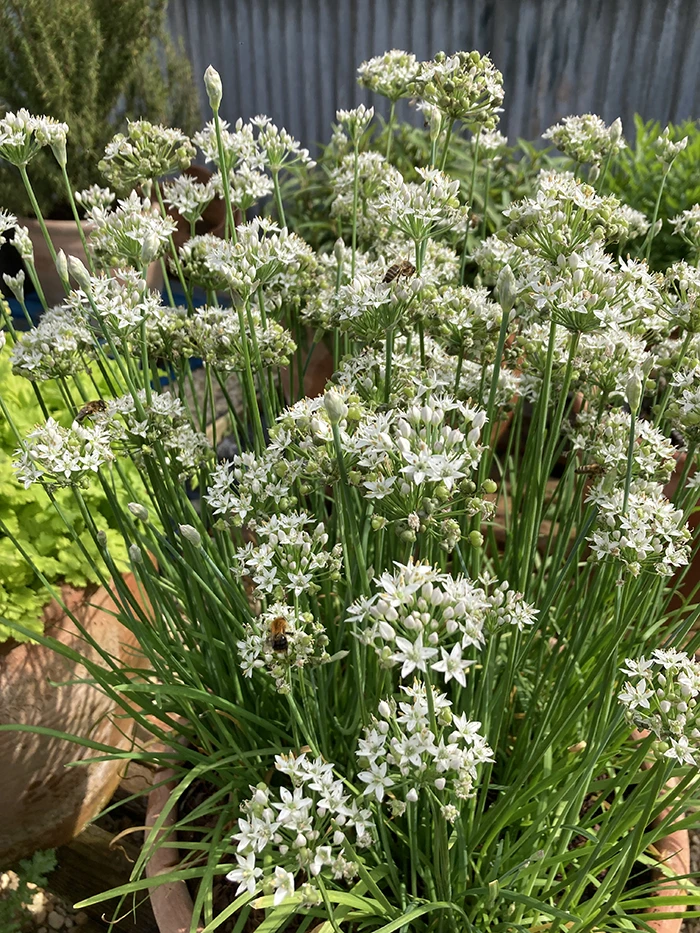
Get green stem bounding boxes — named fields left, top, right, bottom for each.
left=385, top=100, right=396, bottom=161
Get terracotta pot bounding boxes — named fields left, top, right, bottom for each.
left=143, top=751, right=689, bottom=933
left=0, top=574, right=144, bottom=864
left=145, top=745, right=196, bottom=933
left=20, top=217, right=164, bottom=308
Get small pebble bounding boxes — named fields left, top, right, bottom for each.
left=65, top=919, right=74, bottom=929
left=74, top=912, right=89, bottom=926
left=48, top=909, right=64, bottom=930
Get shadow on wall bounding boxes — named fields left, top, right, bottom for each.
left=168, top=0, right=700, bottom=150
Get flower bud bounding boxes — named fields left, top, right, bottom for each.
left=50, top=135, right=67, bottom=169
left=141, top=231, right=161, bottom=264
left=67, top=255, right=91, bottom=292
left=323, top=389, right=348, bottom=425
left=55, top=249, right=68, bottom=283
left=588, top=163, right=600, bottom=183
left=406, top=788, right=419, bottom=803
left=129, top=543, right=143, bottom=564
left=482, top=478, right=497, bottom=494
left=96, top=529, right=108, bottom=547
left=204, top=65, right=223, bottom=111
left=429, top=109, right=442, bottom=143
left=469, top=530, right=484, bottom=548
left=179, top=523, right=202, bottom=547
left=625, top=370, right=643, bottom=413
left=13, top=226, right=33, bottom=261
left=334, top=237, right=345, bottom=264
left=434, top=777, right=446, bottom=791
left=496, top=264, right=516, bottom=314
left=378, top=700, right=392, bottom=719
left=609, top=118, right=623, bottom=144
left=3, top=270, right=25, bottom=303
left=128, top=502, right=149, bottom=522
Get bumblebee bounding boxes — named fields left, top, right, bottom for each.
left=382, top=260, right=416, bottom=284
left=269, top=616, right=289, bottom=653
left=75, top=399, right=107, bottom=423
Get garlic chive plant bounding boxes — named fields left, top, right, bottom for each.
left=1, top=48, right=700, bottom=933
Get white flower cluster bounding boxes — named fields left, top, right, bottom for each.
left=0, top=208, right=17, bottom=246
left=14, top=417, right=114, bottom=489
left=161, top=174, right=215, bottom=225
left=349, top=561, right=536, bottom=686
left=228, top=752, right=372, bottom=904
left=194, top=115, right=314, bottom=175
left=0, top=109, right=68, bottom=167
left=668, top=366, right=700, bottom=442
left=356, top=684, right=494, bottom=806
left=569, top=410, right=676, bottom=485
left=87, top=191, right=177, bottom=270
left=99, top=120, right=195, bottom=188
left=586, top=479, right=690, bottom=576
left=619, top=649, right=700, bottom=765
left=542, top=114, right=625, bottom=167
left=10, top=306, right=94, bottom=381
left=182, top=218, right=314, bottom=298
left=74, top=185, right=115, bottom=213
left=107, top=391, right=211, bottom=481
left=231, top=512, right=342, bottom=599
left=65, top=269, right=164, bottom=334
left=237, top=602, right=329, bottom=690
left=423, top=284, right=502, bottom=355
left=671, top=204, right=700, bottom=254
left=188, top=304, right=296, bottom=373
left=375, top=167, right=462, bottom=245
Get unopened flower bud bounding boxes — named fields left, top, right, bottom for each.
left=129, top=543, right=143, bottom=564
left=96, top=529, right=108, bottom=547
left=179, top=523, right=202, bottom=547
left=496, top=264, right=516, bottom=314
left=323, top=389, right=348, bottom=425
left=128, top=502, right=149, bottom=522
left=204, top=65, right=223, bottom=111
left=482, top=478, right=497, bottom=494
left=406, top=788, right=419, bottom=803
left=50, top=135, right=67, bottom=168
left=3, top=270, right=25, bottom=302
left=334, top=237, right=345, bottom=264
left=609, top=118, right=623, bottom=144
left=67, top=255, right=91, bottom=292
left=13, top=226, right=33, bottom=261
left=588, top=163, right=600, bottom=183
left=434, top=777, right=446, bottom=791
left=626, top=371, right=643, bottom=413
left=55, top=249, right=68, bottom=283
left=429, top=109, right=442, bottom=143
left=378, top=700, right=392, bottom=719
left=141, top=231, right=160, bottom=264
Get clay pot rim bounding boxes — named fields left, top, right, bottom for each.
left=143, top=746, right=690, bottom=933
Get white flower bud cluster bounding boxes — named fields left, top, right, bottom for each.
left=619, top=650, right=700, bottom=765
left=356, top=683, right=494, bottom=804
left=357, top=50, right=420, bottom=102
left=376, top=167, right=462, bottom=245
left=413, top=50, right=504, bottom=130
left=228, top=752, right=372, bottom=904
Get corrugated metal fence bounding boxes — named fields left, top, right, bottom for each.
left=168, top=0, right=700, bottom=148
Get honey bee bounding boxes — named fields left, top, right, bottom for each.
left=269, top=616, right=289, bottom=653
left=382, top=260, right=416, bottom=284
left=574, top=462, right=606, bottom=476
left=468, top=212, right=481, bottom=230
left=75, top=399, right=107, bottom=423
